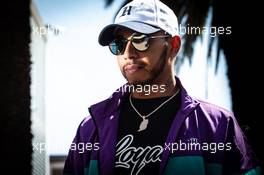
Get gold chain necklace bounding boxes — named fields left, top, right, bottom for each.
left=129, top=88, right=180, bottom=132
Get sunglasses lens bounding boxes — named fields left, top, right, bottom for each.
left=109, top=39, right=125, bottom=55
left=109, top=34, right=150, bottom=55
left=132, top=34, right=149, bottom=51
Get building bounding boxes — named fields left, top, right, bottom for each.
left=30, top=1, right=49, bottom=174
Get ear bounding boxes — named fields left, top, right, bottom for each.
left=171, top=36, right=181, bottom=56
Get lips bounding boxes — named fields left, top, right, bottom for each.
left=124, top=64, right=144, bottom=74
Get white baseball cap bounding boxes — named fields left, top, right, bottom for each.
left=98, top=0, right=179, bottom=46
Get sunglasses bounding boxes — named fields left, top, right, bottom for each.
left=109, top=33, right=171, bottom=55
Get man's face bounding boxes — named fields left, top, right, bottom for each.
left=115, top=29, right=169, bottom=85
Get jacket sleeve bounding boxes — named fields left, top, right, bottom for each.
left=223, top=115, right=261, bottom=175
left=63, top=116, right=98, bottom=175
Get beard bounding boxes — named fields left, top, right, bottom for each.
left=122, top=44, right=168, bottom=86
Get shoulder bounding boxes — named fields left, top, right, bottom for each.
left=188, top=97, right=238, bottom=135
left=194, top=97, right=234, bottom=120
left=74, top=115, right=97, bottom=143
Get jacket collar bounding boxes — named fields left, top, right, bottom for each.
left=89, top=76, right=199, bottom=175
left=89, top=77, right=199, bottom=123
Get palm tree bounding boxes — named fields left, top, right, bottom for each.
left=105, top=0, right=263, bottom=168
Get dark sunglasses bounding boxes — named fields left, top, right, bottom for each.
left=109, top=33, right=171, bottom=55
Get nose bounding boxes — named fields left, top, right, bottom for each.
left=122, top=40, right=138, bottom=60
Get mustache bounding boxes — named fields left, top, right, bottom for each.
left=122, top=61, right=148, bottom=75
left=123, top=61, right=147, bottom=70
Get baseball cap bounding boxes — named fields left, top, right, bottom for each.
left=98, top=0, right=179, bottom=46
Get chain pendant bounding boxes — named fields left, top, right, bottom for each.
left=138, top=116, right=149, bottom=132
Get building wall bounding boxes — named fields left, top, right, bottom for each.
left=30, top=1, right=48, bottom=174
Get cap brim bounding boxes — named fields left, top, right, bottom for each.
left=98, top=21, right=160, bottom=46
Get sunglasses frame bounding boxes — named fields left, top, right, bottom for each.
left=109, top=33, right=171, bottom=55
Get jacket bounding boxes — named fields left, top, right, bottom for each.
left=64, top=77, right=260, bottom=175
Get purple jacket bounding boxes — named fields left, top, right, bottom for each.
left=64, top=77, right=260, bottom=175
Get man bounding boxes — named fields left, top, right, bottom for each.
left=64, top=0, right=260, bottom=174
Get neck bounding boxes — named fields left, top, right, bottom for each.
left=131, top=74, right=177, bottom=99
